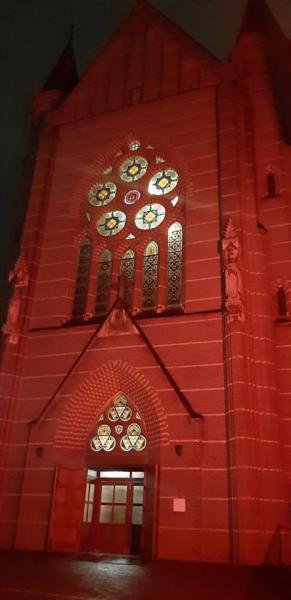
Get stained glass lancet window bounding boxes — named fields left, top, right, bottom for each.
left=167, top=223, right=183, bottom=307
left=95, top=249, right=113, bottom=316
left=142, top=241, right=159, bottom=310
left=120, top=249, right=135, bottom=309
left=72, top=238, right=92, bottom=319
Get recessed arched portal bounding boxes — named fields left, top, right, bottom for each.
left=49, top=360, right=169, bottom=558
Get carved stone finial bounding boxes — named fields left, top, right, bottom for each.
left=223, top=217, right=236, bottom=240
left=2, top=255, right=29, bottom=345
left=222, top=219, right=244, bottom=323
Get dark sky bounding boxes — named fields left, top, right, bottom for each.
left=0, top=0, right=287, bottom=302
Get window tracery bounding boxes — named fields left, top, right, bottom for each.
left=72, top=239, right=92, bottom=319
left=95, top=249, right=113, bottom=315
left=135, top=203, right=165, bottom=230
left=90, top=395, right=146, bottom=453
left=167, top=222, right=183, bottom=307
left=142, top=241, right=159, bottom=310
left=97, top=210, right=126, bottom=237
left=89, top=182, right=117, bottom=207
left=120, top=249, right=135, bottom=309
left=148, top=168, right=179, bottom=195
left=74, top=138, right=184, bottom=319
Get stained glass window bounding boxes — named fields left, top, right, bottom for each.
left=81, top=141, right=182, bottom=318
left=83, top=482, right=95, bottom=523
left=142, top=241, right=159, bottom=310
left=135, top=204, right=165, bottom=230
left=120, top=423, right=146, bottom=452
left=89, top=182, right=117, bottom=207
left=95, top=249, right=113, bottom=315
left=167, top=223, right=183, bottom=307
left=120, top=249, right=135, bottom=309
left=124, top=189, right=140, bottom=205
left=148, top=168, right=179, bottom=195
left=90, top=395, right=146, bottom=453
left=97, top=210, right=126, bottom=237
left=120, top=156, right=148, bottom=182
left=72, top=238, right=92, bottom=319
left=91, top=424, right=116, bottom=452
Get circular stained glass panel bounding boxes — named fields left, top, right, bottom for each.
left=129, top=140, right=140, bottom=151
left=135, top=203, right=166, bottom=230
left=124, top=189, right=140, bottom=205
left=89, top=182, right=117, bottom=207
left=148, top=169, right=179, bottom=195
left=120, top=156, right=148, bottom=182
left=97, top=210, right=126, bottom=237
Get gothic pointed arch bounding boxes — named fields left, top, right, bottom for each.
left=54, top=360, right=169, bottom=456
left=71, top=134, right=185, bottom=320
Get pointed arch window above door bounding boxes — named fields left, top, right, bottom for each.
left=90, top=395, right=147, bottom=453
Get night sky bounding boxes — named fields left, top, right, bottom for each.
left=0, top=0, right=288, bottom=308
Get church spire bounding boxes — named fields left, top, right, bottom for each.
left=42, top=26, right=78, bottom=94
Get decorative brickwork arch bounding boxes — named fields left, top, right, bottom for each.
left=55, top=360, right=169, bottom=453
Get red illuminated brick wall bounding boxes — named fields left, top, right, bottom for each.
left=0, top=2, right=291, bottom=564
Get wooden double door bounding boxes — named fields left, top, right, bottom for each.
left=49, top=466, right=157, bottom=558
left=83, top=472, right=145, bottom=555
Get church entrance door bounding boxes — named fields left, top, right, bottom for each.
left=83, top=469, right=144, bottom=555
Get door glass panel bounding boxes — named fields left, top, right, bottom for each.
left=113, top=505, right=126, bottom=524
left=87, top=503, right=93, bottom=523
left=132, top=505, right=143, bottom=525
left=89, top=484, right=95, bottom=502
left=133, top=485, right=144, bottom=504
left=87, top=469, right=97, bottom=480
left=114, top=485, right=127, bottom=504
left=83, top=504, right=87, bottom=522
left=132, top=471, right=144, bottom=479
left=101, top=485, right=114, bottom=503
left=85, top=482, right=89, bottom=501
left=100, top=504, right=112, bottom=523
left=100, top=471, right=130, bottom=479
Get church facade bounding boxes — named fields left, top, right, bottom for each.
left=1, top=1, right=291, bottom=565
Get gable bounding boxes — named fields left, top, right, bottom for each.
left=53, top=1, right=221, bottom=125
